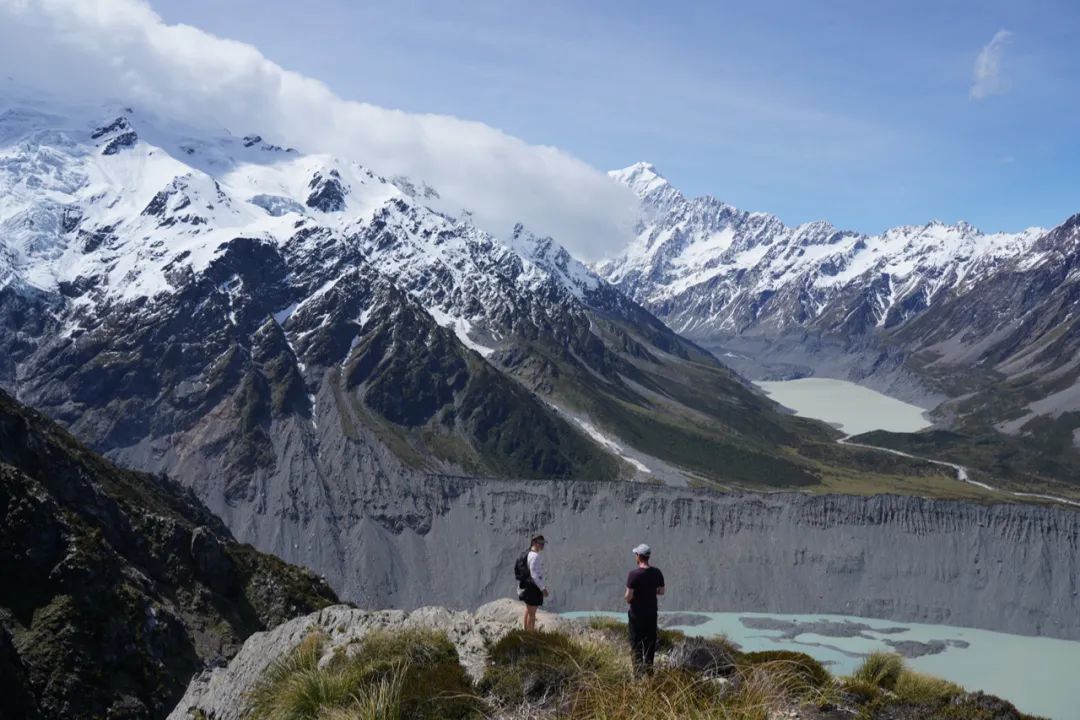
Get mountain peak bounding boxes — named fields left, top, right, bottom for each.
left=608, top=161, right=671, bottom=198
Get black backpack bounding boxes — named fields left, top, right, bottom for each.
left=514, top=551, right=531, bottom=586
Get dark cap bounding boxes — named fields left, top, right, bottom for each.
left=530, top=534, right=546, bottom=545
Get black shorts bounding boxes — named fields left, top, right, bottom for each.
left=519, top=582, right=543, bottom=607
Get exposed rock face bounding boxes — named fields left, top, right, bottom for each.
left=299, top=475, right=1080, bottom=641
left=168, top=599, right=575, bottom=720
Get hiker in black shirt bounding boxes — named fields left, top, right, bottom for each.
left=624, top=543, right=665, bottom=675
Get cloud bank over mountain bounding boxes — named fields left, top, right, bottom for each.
left=0, top=0, right=634, bottom=259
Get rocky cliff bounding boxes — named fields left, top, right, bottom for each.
left=0, top=389, right=338, bottom=719
left=245, top=465, right=1080, bottom=641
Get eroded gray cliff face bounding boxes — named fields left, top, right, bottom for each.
left=348, top=480, right=1079, bottom=640
left=145, top=409, right=1079, bottom=641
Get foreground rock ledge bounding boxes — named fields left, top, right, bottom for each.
left=168, top=598, right=574, bottom=720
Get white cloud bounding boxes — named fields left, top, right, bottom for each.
left=970, top=30, right=1013, bottom=100
left=0, top=0, right=635, bottom=260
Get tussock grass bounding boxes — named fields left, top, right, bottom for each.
left=564, top=661, right=822, bottom=720
left=585, top=617, right=624, bottom=634
left=247, top=624, right=1026, bottom=720
left=250, top=631, right=353, bottom=720
left=840, top=676, right=882, bottom=704
left=316, top=666, right=407, bottom=720
left=481, top=629, right=630, bottom=708
left=893, top=669, right=964, bottom=704
left=567, top=669, right=726, bottom=720
left=850, top=652, right=904, bottom=691
left=248, top=629, right=477, bottom=720
left=737, top=651, right=829, bottom=697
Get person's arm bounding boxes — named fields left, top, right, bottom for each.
left=656, top=569, right=666, bottom=596
left=528, top=552, right=546, bottom=592
left=625, top=587, right=634, bottom=603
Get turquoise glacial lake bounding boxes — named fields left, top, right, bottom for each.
left=754, top=377, right=932, bottom=435
left=563, top=611, right=1078, bottom=720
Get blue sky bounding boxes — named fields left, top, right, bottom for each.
left=141, top=1, right=1080, bottom=233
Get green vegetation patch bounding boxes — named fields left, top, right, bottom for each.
left=250, top=629, right=479, bottom=720
left=739, top=650, right=830, bottom=697
left=840, top=653, right=1047, bottom=720
left=480, top=629, right=626, bottom=708
left=850, top=651, right=904, bottom=691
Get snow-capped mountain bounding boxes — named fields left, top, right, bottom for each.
left=598, top=163, right=1080, bottom=488
left=598, top=162, right=1044, bottom=339
left=0, top=99, right=631, bottom=480
left=6, top=94, right=919, bottom=587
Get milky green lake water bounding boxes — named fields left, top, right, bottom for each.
left=563, top=611, right=1076, bottom=719
left=754, top=377, right=932, bottom=435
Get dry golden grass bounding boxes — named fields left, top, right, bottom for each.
left=245, top=624, right=1006, bottom=720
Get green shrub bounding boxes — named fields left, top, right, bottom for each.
left=586, top=616, right=625, bottom=634
left=568, top=667, right=728, bottom=720
left=340, top=629, right=478, bottom=720
left=316, top=666, right=407, bottom=720
left=850, top=652, right=904, bottom=691
left=656, top=628, right=687, bottom=651
left=480, top=630, right=627, bottom=708
left=248, top=629, right=478, bottom=720
left=738, top=650, right=830, bottom=695
left=893, top=669, right=964, bottom=704
left=841, top=677, right=882, bottom=704
left=250, top=631, right=356, bottom=720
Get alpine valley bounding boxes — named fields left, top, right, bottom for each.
left=2, top=89, right=1080, bottom=651
left=598, top=162, right=1080, bottom=498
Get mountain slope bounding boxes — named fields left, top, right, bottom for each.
left=0, top=388, right=337, bottom=720
left=597, top=163, right=1080, bottom=493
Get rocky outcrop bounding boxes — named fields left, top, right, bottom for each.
left=0, top=390, right=338, bottom=720
left=168, top=599, right=574, bottom=720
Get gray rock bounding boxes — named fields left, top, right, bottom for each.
left=167, top=599, right=572, bottom=720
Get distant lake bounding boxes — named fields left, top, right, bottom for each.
left=564, top=610, right=1078, bottom=720
left=755, top=377, right=932, bottom=435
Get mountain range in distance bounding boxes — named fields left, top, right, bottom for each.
left=597, top=162, right=1080, bottom=497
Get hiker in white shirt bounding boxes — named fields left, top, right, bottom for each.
left=521, top=534, right=549, bottom=631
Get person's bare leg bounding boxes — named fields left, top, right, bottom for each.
left=525, top=605, right=537, bottom=632
left=522, top=604, right=530, bottom=630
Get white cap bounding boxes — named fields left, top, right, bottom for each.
left=632, top=543, right=651, bottom=557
